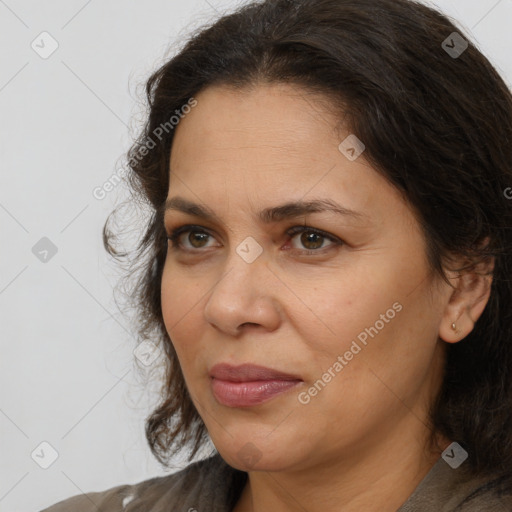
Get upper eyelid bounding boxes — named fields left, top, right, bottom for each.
left=166, top=224, right=342, bottom=248
left=165, top=224, right=215, bottom=238
left=286, top=225, right=340, bottom=242
left=165, top=223, right=337, bottom=237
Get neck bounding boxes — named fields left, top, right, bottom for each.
left=233, top=416, right=450, bottom=512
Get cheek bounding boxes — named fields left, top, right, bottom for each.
left=161, top=267, right=205, bottom=362
left=293, top=256, right=432, bottom=386
left=305, top=290, right=439, bottom=423
left=291, top=267, right=393, bottom=354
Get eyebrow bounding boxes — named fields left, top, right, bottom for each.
left=163, top=196, right=366, bottom=224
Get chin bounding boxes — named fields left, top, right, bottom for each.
left=212, top=433, right=300, bottom=472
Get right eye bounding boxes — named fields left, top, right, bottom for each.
left=166, top=225, right=220, bottom=251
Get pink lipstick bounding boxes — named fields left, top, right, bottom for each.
left=209, top=363, right=302, bottom=407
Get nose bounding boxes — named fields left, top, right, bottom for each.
left=203, top=249, right=281, bottom=337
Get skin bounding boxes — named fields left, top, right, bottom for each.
left=160, top=83, right=494, bottom=512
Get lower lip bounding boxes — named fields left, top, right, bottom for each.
left=211, top=378, right=302, bottom=407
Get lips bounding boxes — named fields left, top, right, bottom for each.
left=209, top=363, right=302, bottom=382
left=209, top=363, right=303, bottom=407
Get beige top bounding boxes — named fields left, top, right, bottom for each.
left=40, top=452, right=512, bottom=511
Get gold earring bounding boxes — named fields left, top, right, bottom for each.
left=451, top=322, right=457, bottom=331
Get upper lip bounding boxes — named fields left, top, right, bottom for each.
left=209, top=363, right=302, bottom=382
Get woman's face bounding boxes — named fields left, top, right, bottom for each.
left=161, top=83, right=451, bottom=472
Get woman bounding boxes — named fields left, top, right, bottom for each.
left=41, top=0, right=512, bottom=510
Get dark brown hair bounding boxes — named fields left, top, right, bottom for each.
left=104, top=0, right=512, bottom=485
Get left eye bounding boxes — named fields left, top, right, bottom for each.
left=286, top=226, right=339, bottom=251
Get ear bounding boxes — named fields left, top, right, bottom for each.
left=439, top=241, right=494, bottom=344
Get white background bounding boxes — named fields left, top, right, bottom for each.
left=0, top=1, right=511, bottom=510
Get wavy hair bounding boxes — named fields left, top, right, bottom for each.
left=104, top=0, right=512, bottom=483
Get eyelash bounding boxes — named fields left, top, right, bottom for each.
left=165, top=224, right=343, bottom=255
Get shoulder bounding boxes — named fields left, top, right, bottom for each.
left=455, top=473, right=512, bottom=511
left=398, top=456, right=512, bottom=512
left=39, top=453, right=246, bottom=512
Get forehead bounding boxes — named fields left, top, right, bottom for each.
left=170, top=83, right=342, bottom=163
left=170, top=84, right=351, bottom=185
left=166, top=83, right=408, bottom=231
